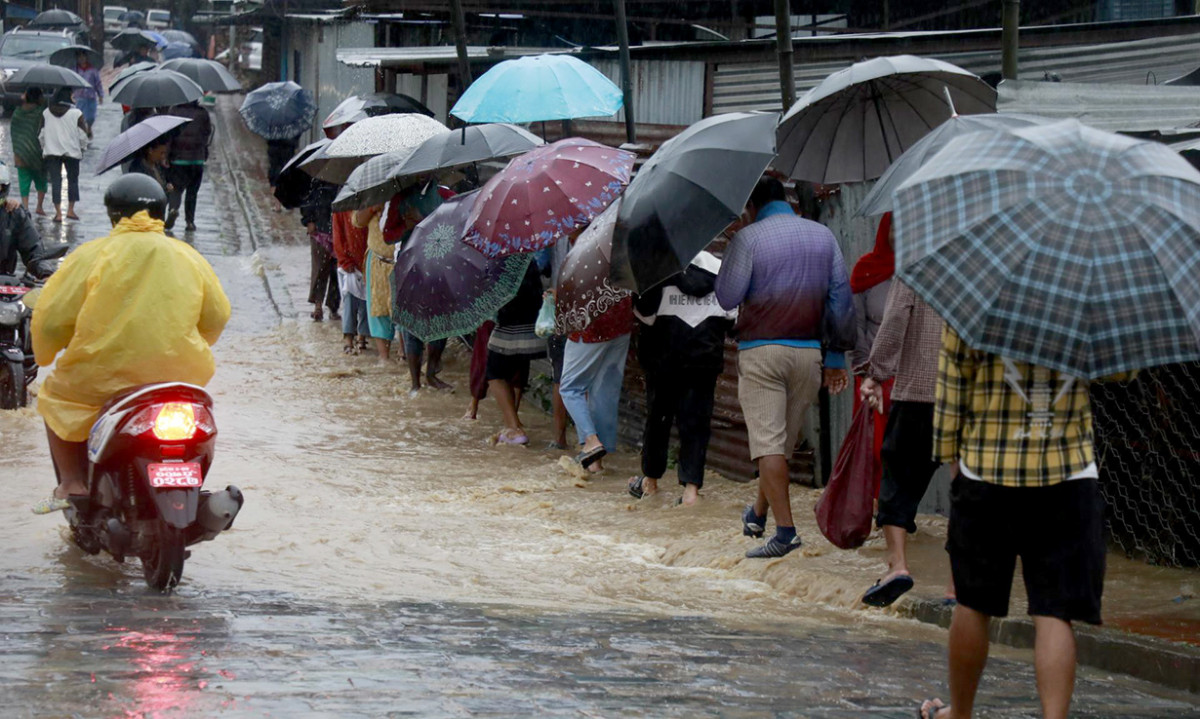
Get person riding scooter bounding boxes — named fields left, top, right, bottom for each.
left=30, top=173, right=231, bottom=514
left=0, top=164, right=55, bottom=279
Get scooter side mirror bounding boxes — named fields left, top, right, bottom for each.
left=43, top=244, right=70, bottom=260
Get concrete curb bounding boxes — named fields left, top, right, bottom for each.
left=900, top=597, right=1200, bottom=693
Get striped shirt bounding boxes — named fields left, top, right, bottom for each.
left=933, top=325, right=1133, bottom=488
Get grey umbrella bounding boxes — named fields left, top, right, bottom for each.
left=387, top=123, right=543, bottom=182
left=856, top=112, right=1052, bottom=217
left=160, top=58, right=241, bottom=93
left=331, top=150, right=414, bottom=213
left=776, top=55, right=997, bottom=184
left=610, top=111, right=779, bottom=293
left=5, top=63, right=88, bottom=90
left=95, top=115, right=192, bottom=175
left=108, top=61, right=157, bottom=93
left=49, top=45, right=103, bottom=70
left=111, top=69, right=203, bottom=109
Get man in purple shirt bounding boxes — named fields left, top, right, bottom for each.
left=716, top=177, right=856, bottom=558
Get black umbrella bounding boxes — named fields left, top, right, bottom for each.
left=610, top=111, right=779, bottom=293
left=49, top=45, right=102, bottom=70
left=160, top=58, right=241, bottom=93
left=108, top=61, right=157, bottom=93
left=118, top=10, right=146, bottom=26
left=111, top=29, right=158, bottom=53
left=111, top=69, right=203, bottom=109
left=322, top=92, right=435, bottom=127
left=274, top=138, right=332, bottom=209
left=30, top=9, right=83, bottom=27
left=5, top=63, right=88, bottom=90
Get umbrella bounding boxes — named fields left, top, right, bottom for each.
left=160, top=58, right=241, bottom=92
left=892, top=119, right=1200, bottom=379
left=324, top=113, right=448, bottom=160
left=95, top=115, right=192, bottom=175
left=464, top=138, right=636, bottom=259
left=322, top=92, right=434, bottom=128
left=776, top=55, right=997, bottom=184
left=161, top=42, right=198, bottom=61
left=239, top=81, right=316, bottom=140
left=111, top=69, right=203, bottom=109
left=330, top=150, right=413, bottom=213
left=275, top=138, right=331, bottom=209
left=48, top=45, right=102, bottom=70
left=5, top=63, right=88, bottom=90
left=556, top=200, right=632, bottom=336
left=856, top=113, right=1051, bottom=217
left=160, top=30, right=200, bottom=48
left=388, top=123, right=543, bottom=182
left=108, top=61, right=157, bottom=93
left=450, top=54, right=623, bottom=124
left=144, top=31, right=169, bottom=47
left=118, top=10, right=146, bottom=24
left=111, top=29, right=161, bottom=52
left=610, top=111, right=778, bottom=293
left=30, top=9, right=83, bottom=27
left=393, top=190, right=535, bottom=342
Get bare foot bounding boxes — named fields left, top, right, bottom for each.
left=919, top=699, right=950, bottom=719
left=680, top=485, right=700, bottom=505
left=426, top=375, right=452, bottom=391
left=640, top=477, right=659, bottom=496
left=462, top=411, right=478, bottom=420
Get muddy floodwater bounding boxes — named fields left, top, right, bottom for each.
left=0, top=100, right=1198, bottom=717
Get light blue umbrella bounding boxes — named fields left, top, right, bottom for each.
left=450, top=54, right=622, bottom=124
left=161, top=42, right=198, bottom=61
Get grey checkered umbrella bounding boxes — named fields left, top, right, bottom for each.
left=893, top=119, right=1200, bottom=379
left=330, top=149, right=412, bottom=212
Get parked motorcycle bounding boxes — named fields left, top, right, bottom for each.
left=68, top=382, right=244, bottom=591
left=0, top=244, right=68, bottom=409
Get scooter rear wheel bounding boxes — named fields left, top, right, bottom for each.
left=0, top=359, right=23, bottom=409
left=142, top=522, right=186, bottom=592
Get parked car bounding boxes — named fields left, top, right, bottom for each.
left=239, top=27, right=261, bottom=71
left=146, top=9, right=170, bottom=31
left=103, top=6, right=127, bottom=38
left=0, top=28, right=82, bottom=112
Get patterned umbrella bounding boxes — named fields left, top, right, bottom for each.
left=856, top=112, right=1051, bottom=217
left=239, top=81, right=316, bottom=141
left=322, top=92, right=434, bottom=128
left=324, top=113, right=448, bottom=159
left=387, top=123, right=543, bottom=181
left=394, top=191, right=534, bottom=342
left=776, top=55, right=996, bottom=184
left=161, top=58, right=241, bottom=93
left=463, top=138, right=635, bottom=258
left=451, top=54, right=622, bottom=124
left=95, top=115, right=192, bottom=175
left=275, top=138, right=331, bottom=209
left=893, top=119, right=1200, bottom=379
left=555, top=200, right=631, bottom=336
left=330, top=149, right=412, bottom=213
left=111, top=69, right=203, bottom=109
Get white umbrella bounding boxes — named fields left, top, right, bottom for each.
left=775, top=55, right=997, bottom=184
left=324, top=114, right=448, bottom=159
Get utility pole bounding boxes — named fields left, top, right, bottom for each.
left=614, top=0, right=636, bottom=144
left=1001, top=0, right=1020, bottom=80
left=773, top=0, right=795, bottom=109
left=449, top=0, right=473, bottom=92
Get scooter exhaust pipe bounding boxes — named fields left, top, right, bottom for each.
left=195, top=486, right=244, bottom=540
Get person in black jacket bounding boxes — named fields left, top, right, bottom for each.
left=0, top=164, right=52, bottom=277
left=166, top=100, right=213, bottom=232
left=301, top=179, right=340, bottom=322
left=628, top=251, right=736, bottom=505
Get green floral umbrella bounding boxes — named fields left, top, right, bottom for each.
left=393, top=190, right=533, bottom=341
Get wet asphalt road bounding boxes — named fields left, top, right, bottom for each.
left=0, top=98, right=1198, bottom=718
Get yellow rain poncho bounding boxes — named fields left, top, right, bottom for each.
left=32, top=212, right=231, bottom=442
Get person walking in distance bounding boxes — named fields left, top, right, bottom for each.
left=166, top=99, right=213, bottom=232
left=39, top=89, right=90, bottom=224
left=858, top=280, right=945, bottom=607
left=715, top=177, right=855, bottom=558
left=10, top=87, right=47, bottom=216
left=918, top=327, right=1134, bottom=719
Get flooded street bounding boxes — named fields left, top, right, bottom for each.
left=0, top=98, right=1197, bottom=717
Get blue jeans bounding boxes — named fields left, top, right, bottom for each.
left=559, top=335, right=630, bottom=451
left=341, top=293, right=368, bottom=337
left=76, top=97, right=97, bottom=128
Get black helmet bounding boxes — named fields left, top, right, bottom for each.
left=104, top=174, right=167, bottom=225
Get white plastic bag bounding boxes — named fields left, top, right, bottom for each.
left=535, top=290, right=556, bottom=338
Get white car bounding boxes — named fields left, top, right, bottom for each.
left=146, top=9, right=170, bottom=31
left=103, top=6, right=127, bottom=38
left=239, top=27, right=261, bottom=71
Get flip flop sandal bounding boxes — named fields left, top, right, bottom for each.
left=30, top=496, right=70, bottom=515
left=918, top=700, right=948, bottom=719
left=627, top=476, right=647, bottom=499
left=497, top=430, right=528, bottom=446
left=575, top=446, right=607, bottom=469
left=862, top=574, right=915, bottom=607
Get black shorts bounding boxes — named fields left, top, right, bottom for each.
left=947, top=476, right=1106, bottom=625
left=485, top=351, right=531, bottom=389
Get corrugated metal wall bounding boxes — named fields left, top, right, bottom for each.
left=590, top=59, right=706, bottom=126
left=288, top=21, right=378, bottom=146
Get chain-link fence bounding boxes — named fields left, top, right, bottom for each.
left=1091, top=362, right=1200, bottom=568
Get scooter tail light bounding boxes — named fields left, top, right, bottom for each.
left=152, top=402, right=197, bottom=441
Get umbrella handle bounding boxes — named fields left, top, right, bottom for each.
left=943, top=86, right=958, bottom=117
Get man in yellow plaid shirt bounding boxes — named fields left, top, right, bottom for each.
left=920, top=326, right=1133, bottom=719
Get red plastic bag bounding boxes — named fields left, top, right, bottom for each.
left=815, top=404, right=881, bottom=549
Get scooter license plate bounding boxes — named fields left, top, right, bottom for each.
left=148, top=462, right=203, bottom=488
